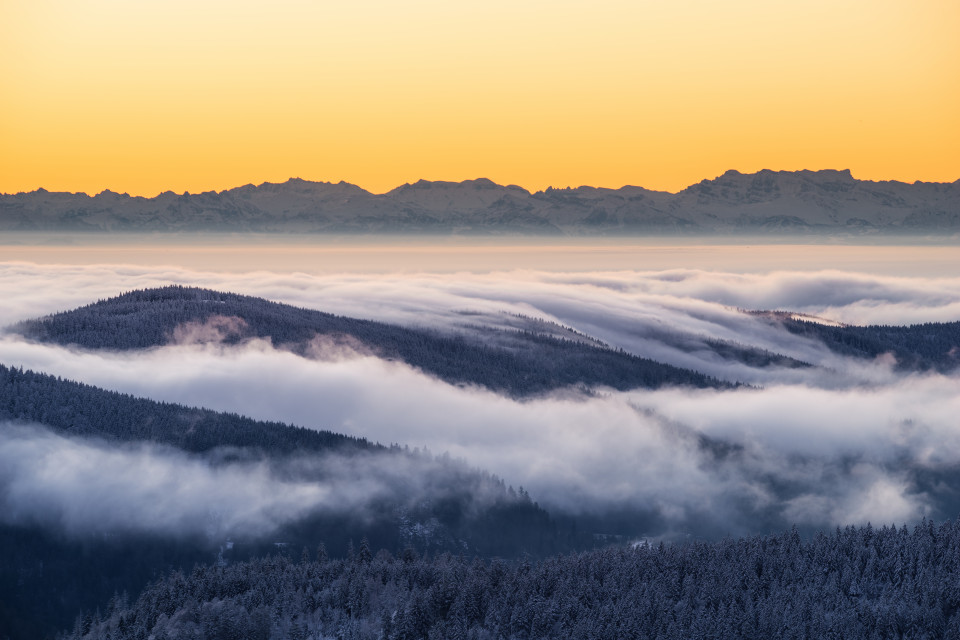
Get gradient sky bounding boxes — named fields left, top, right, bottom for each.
left=2, top=0, right=958, bottom=196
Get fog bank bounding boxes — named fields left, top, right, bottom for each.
left=1, top=260, right=959, bottom=535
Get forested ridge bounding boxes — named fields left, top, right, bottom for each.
left=11, top=286, right=728, bottom=395
left=1, top=487, right=575, bottom=640
left=771, top=314, right=960, bottom=372
left=0, top=364, right=368, bottom=454
left=0, top=364, right=584, bottom=640
left=66, top=519, right=960, bottom=640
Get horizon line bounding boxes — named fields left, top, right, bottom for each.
left=5, top=168, right=959, bottom=199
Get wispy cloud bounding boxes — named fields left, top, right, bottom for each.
left=0, top=421, right=509, bottom=539
left=0, top=422, right=336, bottom=538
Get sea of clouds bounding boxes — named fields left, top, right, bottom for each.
left=1, top=260, right=959, bottom=538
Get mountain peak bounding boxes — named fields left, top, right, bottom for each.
left=712, top=168, right=856, bottom=183
left=465, top=177, right=496, bottom=187
left=803, top=168, right=854, bottom=181
left=399, top=178, right=499, bottom=189
left=96, top=189, right=129, bottom=198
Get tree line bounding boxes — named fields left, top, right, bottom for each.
left=67, top=518, right=960, bottom=640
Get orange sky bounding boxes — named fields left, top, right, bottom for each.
left=2, top=0, right=958, bottom=196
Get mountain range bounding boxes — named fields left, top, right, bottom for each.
left=3, top=169, right=958, bottom=234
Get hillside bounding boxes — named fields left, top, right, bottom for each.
left=0, top=363, right=582, bottom=638
left=756, top=312, right=960, bottom=373
left=10, top=286, right=729, bottom=394
left=65, top=519, right=960, bottom=640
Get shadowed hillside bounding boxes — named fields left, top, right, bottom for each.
left=11, top=286, right=729, bottom=395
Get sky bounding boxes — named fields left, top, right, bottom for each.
left=2, top=0, right=959, bottom=196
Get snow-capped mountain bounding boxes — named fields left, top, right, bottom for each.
left=2, top=169, right=958, bottom=234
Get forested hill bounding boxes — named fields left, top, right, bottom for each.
left=0, top=363, right=367, bottom=455
left=0, top=364, right=572, bottom=560
left=759, top=313, right=960, bottom=372
left=11, top=285, right=729, bottom=394
left=0, top=363, right=587, bottom=639
left=70, top=519, right=960, bottom=640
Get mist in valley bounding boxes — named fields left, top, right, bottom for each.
left=2, top=250, right=959, bottom=539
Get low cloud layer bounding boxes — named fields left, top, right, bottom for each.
left=3, top=261, right=960, bottom=385
left=1, top=335, right=957, bottom=535
left=0, top=422, right=332, bottom=537
left=1, top=260, right=959, bottom=536
left=0, top=421, right=505, bottom=539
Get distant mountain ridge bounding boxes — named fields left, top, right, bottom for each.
left=2, top=169, right=959, bottom=234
